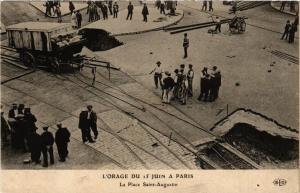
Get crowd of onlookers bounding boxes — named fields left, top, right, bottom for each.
left=1, top=104, right=70, bottom=167
left=150, top=61, right=221, bottom=105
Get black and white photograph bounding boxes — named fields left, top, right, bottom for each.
left=0, top=0, right=299, bottom=174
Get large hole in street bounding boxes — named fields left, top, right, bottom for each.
left=197, top=110, right=299, bottom=169
left=80, top=29, right=123, bottom=51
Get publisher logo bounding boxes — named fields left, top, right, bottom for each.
left=273, top=178, right=287, bottom=186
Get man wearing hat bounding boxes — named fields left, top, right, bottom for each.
left=41, top=126, right=55, bottom=167
left=187, top=64, right=194, bottom=97
left=27, top=131, right=42, bottom=164
left=55, top=123, right=71, bottom=162
left=209, top=66, right=220, bottom=101
left=79, top=105, right=97, bottom=143
left=162, top=71, right=175, bottom=104
left=183, top=33, right=189, bottom=58
left=198, top=67, right=210, bottom=101
left=1, top=108, right=10, bottom=147
left=150, top=61, right=163, bottom=89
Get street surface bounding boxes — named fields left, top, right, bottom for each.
left=1, top=1, right=298, bottom=169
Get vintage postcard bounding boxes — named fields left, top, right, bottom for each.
left=0, top=0, right=299, bottom=193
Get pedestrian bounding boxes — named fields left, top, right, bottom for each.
left=8, top=103, right=18, bottom=148
left=1, top=110, right=10, bottom=147
left=92, top=67, right=96, bottom=86
left=27, top=131, right=42, bottom=164
left=55, top=123, right=70, bottom=162
left=202, top=0, right=207, bottom=11
left=187, top=64, right=194, bottom=97
left=76, top=10, right=82, bottom=28
left=55, top=5, right=62, bottom=23
left=162, top=72, right=175, bottom=104
left=178, top=70, right=188, bottom=105
left=18, top=104, right=25, bottom=115
left=214, top=71, right=222, bottom=99
left=160, top=2, right=166, bottom=14
left=41, top=126, right=54, bottom=167
left=88, top=2, right=94, bottom=22
left=69, top=1, right=75, bottom=15
left=127, top=2, right=134, bottom=20
left=108, top=0, right=113, bottom=15
left=71, top=11, right=77, bottom=29
left=173, top=69, right=179, bottom=99
left=78, top=105, right=97, bottom=143
left=214, top=16, right=221, bottom=33
left=150, top=61, right=163, bottom=89
left=294, top=16, right=298, bottom=32
left=156, top=0, right=161, bottom=10
left=15, top=112, right=26, bottom=151
left=113, top=2, right=119, bottom=18
left=44, top=1, right=52, bottom=16
left=142, top=4, right=149, bottom=22
left=280, top=1, right=286, bottom=11
left=288, top=23, right=296, bottom=43
left=231, top=1, right=237, bottom=14
left=209, top=0, right=213, bottom=12
left=281, top=20, right=291, bottom=40
left=183, top=33, right=189, bottom=58
left=198, top=72, right=210, bottom=101
left=209, top=66, right=219, bottom=101
left=102, top=4, right=108, bottom=20
left=95, top=3, right=101, bottom=21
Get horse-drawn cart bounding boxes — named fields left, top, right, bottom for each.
left=5, top=22, right=87, bottom=72
left=228, top=16, right=247, bottom=34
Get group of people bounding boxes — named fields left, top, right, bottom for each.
left=43, top=0, right=61, bottom=17
left=150, top=61, right=222, bottom=105
left=281, top=17, right=298, bottom=43
left=201, top=0, right=214, bottom=12
left=1, top=104, right=71, bottom=167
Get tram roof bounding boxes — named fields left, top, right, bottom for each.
left=6, top=22, right=72, bottom=32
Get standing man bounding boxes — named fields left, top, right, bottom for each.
left=79, top=105, right=97, bottom=143
left=183, top=33, right=189, bottom=58
left=162, top=72, right=175, bottom=104
left=209, top=0, right=213, bottom=12
left=160, top=2, right=165, bottom=15
left=280, top=1, right=286, bottom=11
left=288, top=22, right=296, bottom=43
left=202, top=0, right=207, bottom=11
left=8, top=103, right=18, bottom=148
left=55, top=5, right=62, bottom=23
left=198, top=73, right=210, bottom=101
left=142, top=3, right=149, bottom=22
left=108, top=0, right=113, bottom=15
left=214, top=16, right=221, bottom=33
left=150, top=61, right=163, bottom=89
left=55, top=123, right=71, bottom=162
left=214, top=71, right=222, bottom=99
left=127, top=2, right=134, bottom=20
left=281, top=20, right=291, bottom=40
left=69, top=1, right=75, bottom=15
left=41, top=126, right=54, bottom=167
left=28, top=131, right=42, bottom=164
left=113, top=2, right=119, bottom=18
left=209, top=66, right=218, bottom=101
left=187, top=64, right=194, bottom=97
left=76, top=10, right=82, bottom=29
left=102, top=3, right=109, bottom=20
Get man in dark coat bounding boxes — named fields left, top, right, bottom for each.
left=79, top=105, right=97, bottom=143
left=160, top=3, right=165, bottom=14
left=113, top=2, right=119, bottom=18
left=198, top=67, right=209, bottom=101
left=187, top=64, right=194, bottom=97
left=41, top=126, right=54, bottom=167
left=288, top=23, right=296, bottom=43
left=102, top=4, right=108, bottom=20
left=126, top=2, right=134, bottom=20
left=281, top=20, right=291, bottom=40
left=55, top=123, right=71, bottom=162
left=209, top=0, right=213, bottom=12
left=108, top=0, right=113, bottom=15
left=69, top=1, right=75, bottom=15
left=162, top=72, right=175, bottom=104
left=76, top=10, right=82, bottom=28
left=142, top=4, right=149, bottom=22
left=28, top=131, right=42, bottom=164
left=18, top=104, right=25, bottom=115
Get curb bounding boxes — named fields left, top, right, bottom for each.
left=270, top=2, right=298, bottom=16
left=112, top=11, right=184, bottom=37
left=29, top=2, right=88, bottom=18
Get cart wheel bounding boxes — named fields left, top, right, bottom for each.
left=22, top=52, right=36, bottom=68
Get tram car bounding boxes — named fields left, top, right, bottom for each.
left=5, top=22, right=87, bottom=71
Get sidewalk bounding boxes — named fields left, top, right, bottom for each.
left=83, top=6, right=184, bottom=36
left=30, top=2, right=88, bottom=18
left=270, top=1, right=298, bottom=16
